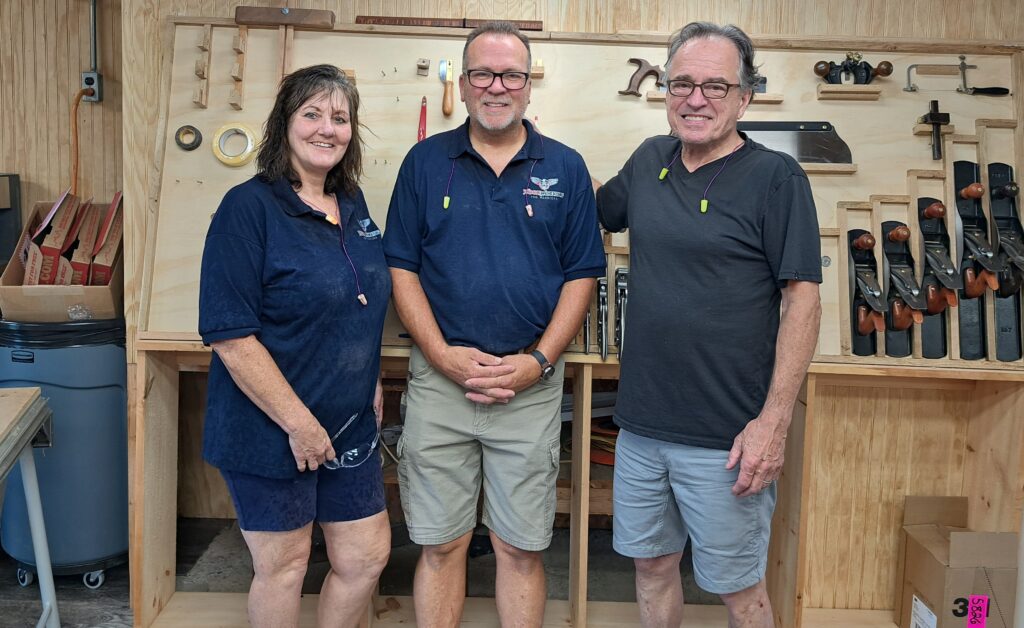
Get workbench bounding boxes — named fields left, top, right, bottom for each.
left=0, top=387, right=58, bottom=628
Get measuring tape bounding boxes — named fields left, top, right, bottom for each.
left=212, top=123, right=257, bottom=167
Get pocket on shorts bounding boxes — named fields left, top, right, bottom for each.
left=408, top=347, right=435, bottom=379
left=397, top=431, right=406, bottom=457
left=544, top=436, right=561, bottom=521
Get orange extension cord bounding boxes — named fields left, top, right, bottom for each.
left=70, top=87, right=95, bottom=196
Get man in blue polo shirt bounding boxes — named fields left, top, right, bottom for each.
left=384, top=20, right=605, bottom=628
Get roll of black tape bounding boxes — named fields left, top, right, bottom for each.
left=175, top=125, right=202, bottom=151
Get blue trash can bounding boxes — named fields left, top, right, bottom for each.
left=0, top=319, right=127, bottom=589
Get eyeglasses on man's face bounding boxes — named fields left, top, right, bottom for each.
left=667, top=79, right=740, bottom=99
left=464, top=69, right=530, bottom=90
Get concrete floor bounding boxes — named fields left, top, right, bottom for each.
left=0, top=518, right=719, bottom=626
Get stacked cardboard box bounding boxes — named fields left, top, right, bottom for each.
left=895, top=496, right=1017, bottom=628
left=0, top=191, right=124, bottom=322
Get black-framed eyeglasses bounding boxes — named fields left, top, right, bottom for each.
left=667, top=80, right=740, bottom=99
left=465, top=69, right=530, bottom=90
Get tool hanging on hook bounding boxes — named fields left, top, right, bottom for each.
left=440, top=59, right=454, bottom=116
left=418, top=97, right=427, bottom=142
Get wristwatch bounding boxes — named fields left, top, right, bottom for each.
left=530, top=350, right=555, bottom=380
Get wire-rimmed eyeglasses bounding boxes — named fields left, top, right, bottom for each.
left=323, top=413, right=380, bottom=470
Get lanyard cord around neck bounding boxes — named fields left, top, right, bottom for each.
left=659, top=138, right=746, bottom=214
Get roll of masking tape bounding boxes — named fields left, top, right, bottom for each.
left=212, top=123, right=257, bottom=167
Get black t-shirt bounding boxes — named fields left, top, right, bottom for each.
left=596, top=133, right=821, bottom=449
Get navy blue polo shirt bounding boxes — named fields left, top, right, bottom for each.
left=383, top=120, right=606, bottom=355
left=199, top=176, right=391, bottom=479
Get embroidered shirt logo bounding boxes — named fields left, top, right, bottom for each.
left=524, top=177, right=565, bottom=200
left=357, top=218, right=382, bottom=240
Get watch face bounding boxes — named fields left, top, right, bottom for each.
left=542, top=364, right=555, bottom=379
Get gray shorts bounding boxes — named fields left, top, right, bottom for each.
left=397, top=345, right=564, bottom=551
left=612, top=429, right=776, bottom=594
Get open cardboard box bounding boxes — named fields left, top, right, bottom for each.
left=895, top=496, right=1017, bottom=628
left=0, top=201, right=123, bottom=322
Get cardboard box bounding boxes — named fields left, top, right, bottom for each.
left=0, top=201, right=123, bottom=322
left=27, top=190, right=81, bottom=285
left=68, top=202, right=101, bottom=285
left=895, top=496, right=1017, bottom=628
left=89, top=193, right=122, bottom=286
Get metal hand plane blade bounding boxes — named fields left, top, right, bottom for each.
left=737, top=121, right=852, bottom=163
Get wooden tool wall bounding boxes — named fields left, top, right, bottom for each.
left=140, top=21, right=1017, bottom=362
left=121, top=1, right=1024, bottom=359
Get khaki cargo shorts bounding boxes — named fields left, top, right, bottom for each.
left=397, top=345, right=564, bottom=551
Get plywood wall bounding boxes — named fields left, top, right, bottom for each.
left=0, top=0, right=122, bottom=216
left=0, top=0, right=1019, bottom=356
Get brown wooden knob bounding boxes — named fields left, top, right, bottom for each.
left=960, top=182, right=985, bottom=199
left=887, top=225, right=911, bottom=243
left=813, top=61, right=830, bottom=78
left=852, top=233, right=876, bottom=250
left=873, top=61, right=893, bottom=78
left=922, top=201, right=946, bottom=219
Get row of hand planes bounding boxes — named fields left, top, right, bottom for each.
left=582, top=268, right=628, bottom=360
left=849, top=161, right=1024, bottom=360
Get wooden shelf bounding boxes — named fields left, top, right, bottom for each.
left=811, top=353, right=1024, bottom=380
left=751, top=92, right=784, bottom=104
left=816, top=83, right=882, bottom=100
left=913, top=123, right=955, bottom=136
left=800, top=163, right=858, bottom=174
left=150, top=593, right=899, bottom=627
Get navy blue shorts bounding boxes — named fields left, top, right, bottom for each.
left=221, top=458, right=386, bottom=532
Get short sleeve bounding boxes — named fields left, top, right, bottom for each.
left=596, top=149, right=637, bottom=233
left=383, top=151, right=423, bottom=273
left=761, top=173, right=823, bottom=286
left=560, top=153, right=608, bottom=281
left=199, top=188, right=267, bottom=344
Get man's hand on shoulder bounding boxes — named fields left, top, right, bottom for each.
left=463, top=353, right=543, bottom=405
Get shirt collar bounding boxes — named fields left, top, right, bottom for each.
left=270, top=176, right=356, bottom=225
left=271, top=177, right=313, bottom=217
left=447, top=118, right=545, bottom=161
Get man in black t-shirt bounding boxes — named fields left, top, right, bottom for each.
left=595, top=22, right=821, bottom=628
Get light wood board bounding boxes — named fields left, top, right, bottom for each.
left=142, top=24, right=1016, bottom=363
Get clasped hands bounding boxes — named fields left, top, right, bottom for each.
left=435, top=345, right=542, bottom=405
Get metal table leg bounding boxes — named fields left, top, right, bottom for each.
left=19, top=447, right=60, bottom=628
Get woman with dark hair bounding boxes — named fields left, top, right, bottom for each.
left=198, top=64, right=391, bottom=627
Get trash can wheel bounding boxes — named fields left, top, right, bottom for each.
left=83, top=569, right=105, bottom=589
left=16, top=567, right=34, bottom=587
